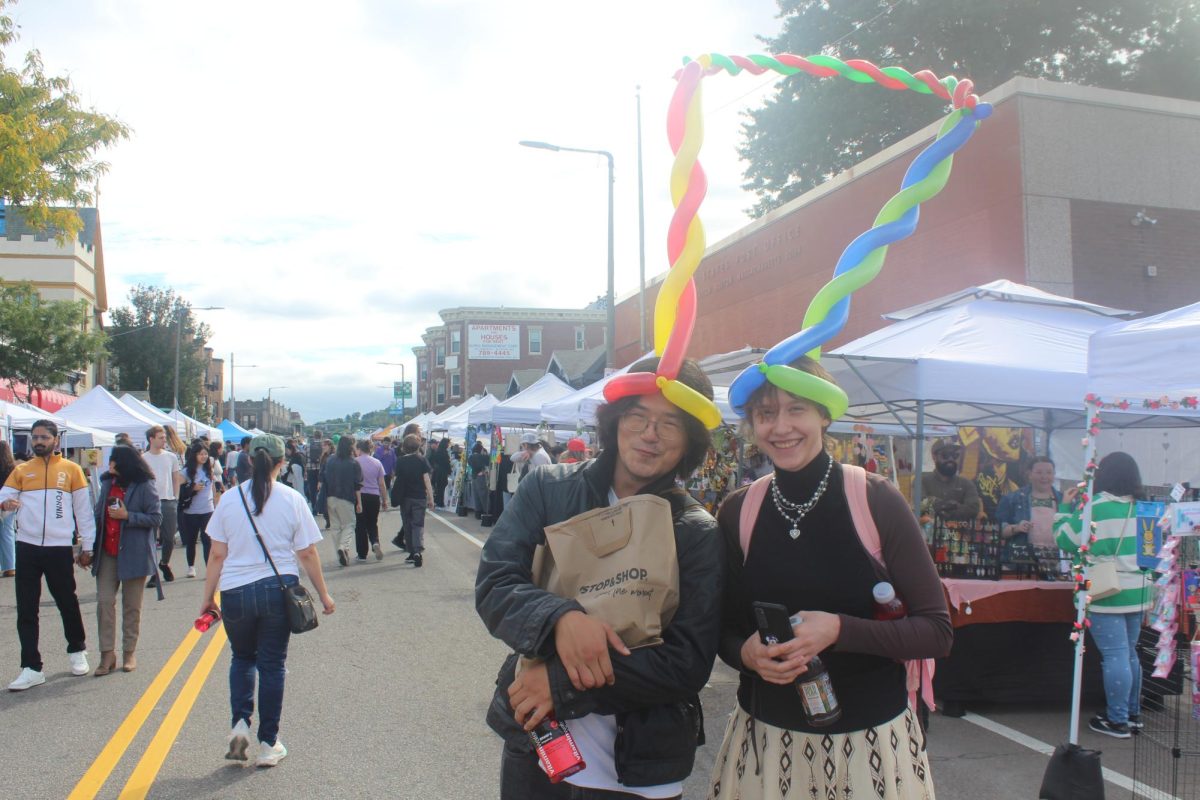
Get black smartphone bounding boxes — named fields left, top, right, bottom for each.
left=753, top=601, right=795, bottom=647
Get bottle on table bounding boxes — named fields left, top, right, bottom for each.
left=872, top=582, right=907, bottom=621
left=529, top=714, right=586, bottom=783
left=788, top=614, right=842, bottom=726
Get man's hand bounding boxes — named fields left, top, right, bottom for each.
left=426, top=498, right=434, bottom=510
left=739, top=632, right=810, bottom=685
left=76, top=551, right=93, bottom=569
left=553, top=610, right=631, bottom=691
left=508, top=661, right=554, bottom=731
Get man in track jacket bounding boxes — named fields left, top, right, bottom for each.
left=0, top=420, right=97, bottom=690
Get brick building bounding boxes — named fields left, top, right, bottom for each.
left=414, top=307, right=606, bottom=413
left=612, top=78, right=1200, bottom=366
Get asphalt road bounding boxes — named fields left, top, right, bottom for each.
left=0, top=507, right=1168, bottom=799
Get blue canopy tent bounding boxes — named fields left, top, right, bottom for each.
left=216, top=418, right=254, bottom=444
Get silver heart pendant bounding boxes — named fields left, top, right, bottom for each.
left=789, top=527, right=801, bottom=540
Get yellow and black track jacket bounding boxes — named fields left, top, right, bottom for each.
left=0, top=453, right=96, bottom=549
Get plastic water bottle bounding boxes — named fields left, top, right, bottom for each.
left=873, top=582, right=907, bottom=621
left=194, top=609, right=220, bottom=632
left=529, top=714, right=586, bottom=782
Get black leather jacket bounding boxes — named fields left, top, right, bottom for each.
left=475, top=452, right=724, bottom=786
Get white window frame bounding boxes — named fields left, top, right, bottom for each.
left=435, top=342, right=446, bottom=367
left=575, top=326, right=586, bottom=350
left=450, top=329, right=461, bottom=356
left=450, top=372, right=461, bottom=398
left=528, top=326, right=542, bottom=356
left=435, top=380, right=446, bottom=405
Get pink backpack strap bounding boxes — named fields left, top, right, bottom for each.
left=843, top=464, right=937, bottom=712
left=738, top=475, right=774, bottom=561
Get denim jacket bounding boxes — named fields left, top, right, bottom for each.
left=995, top=485, right=1062, bottom=547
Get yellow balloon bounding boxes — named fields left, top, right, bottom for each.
left=660, top=378, right=723, bottom=430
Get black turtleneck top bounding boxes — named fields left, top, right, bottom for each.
left=716, top=452, right=952, bottom=734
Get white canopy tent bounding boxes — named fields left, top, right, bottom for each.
left=120, top=394, right=187, bottom=436
left=56, top=385, right=164, bottom=440
left=430, top=394, right=498, bottom=439
left=477, top=374, right=574, bottom=427
left=1, top=400, right=116, bottom=448
left=168, top=409, right=224, bottom=443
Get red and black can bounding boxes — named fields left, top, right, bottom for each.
left=529, top=715, right=586, bottom=783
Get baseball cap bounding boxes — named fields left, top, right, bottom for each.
left=567, top=437, right=586, bottom=452
left=520, top=432, right=538, bottom=444
left=250, top=433, right=285, bottom=459
left=931, top=437, right=962, bottom=455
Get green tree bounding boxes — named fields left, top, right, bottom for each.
left=106, top=285, right=213, bottom=415
left=0, top=0, right=130, bottom=241
left=740, top=0, right=1200, bottom=216
left=0, top=280, right=106, bottom=402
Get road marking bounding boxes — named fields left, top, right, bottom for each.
left=67, top=629, right=204, bottom=800
left=960, top=712, right=1179, bottom=800
left=117, top=625, right=229, bottom=799
left=430, top=510, right=486, bottom=549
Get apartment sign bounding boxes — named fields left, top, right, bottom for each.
left=468, top=324, right=520, bottom=360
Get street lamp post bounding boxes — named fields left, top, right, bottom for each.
left=173, top=306, right=223, bottom=411
left=229, top=353, right=258, bottom=426
left=519, top=139, right=616, bottom=368
left=377, top=361, right=407, bottom=418
left=265, top=386, right=288, bottom=434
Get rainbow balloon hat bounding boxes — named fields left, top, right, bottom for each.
left=605, top=53, right=992, bottom=426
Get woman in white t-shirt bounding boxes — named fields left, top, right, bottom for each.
left=200, top=434, right=335, bottom=768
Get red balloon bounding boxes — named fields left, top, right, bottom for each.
left=603, top=372, right=659, bottom=402
left=657, top=279, right=696, bottom=379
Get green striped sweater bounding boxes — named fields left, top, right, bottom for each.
left=1054, top=492, right=1152, bottom=614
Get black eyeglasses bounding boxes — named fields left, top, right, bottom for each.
left=619, top=411, right=685, bottom=442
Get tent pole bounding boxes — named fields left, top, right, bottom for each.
left=1068, top=400, right=1100, bottom=746
left=911, top=400, right=926, bottom=514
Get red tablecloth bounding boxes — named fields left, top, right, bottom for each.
left=941, top=579, right=1077, bottom=628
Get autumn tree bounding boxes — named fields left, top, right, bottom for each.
left=0, top=280, right=106, bottom=402
left=0, top=0, right=130, bottom=240
left=106, top=286, right=214, bottom=416
left=740, top=0, right=1200, bottom=216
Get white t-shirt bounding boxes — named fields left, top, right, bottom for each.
left=561, top=490, right=682, bottom=799
left=206, top=483, right=322, bottom=591
left=143, top=450, right=182, bottom=501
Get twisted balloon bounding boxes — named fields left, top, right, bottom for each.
left=606, top=52, right=990, bottom=427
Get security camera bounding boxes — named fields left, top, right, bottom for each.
left=1132, top=210, right=1158, bottom=226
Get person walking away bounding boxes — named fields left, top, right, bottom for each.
left=429, top=438, right=451, bottom=509
left=0, top=441, right=16, bottom=577
left=1, top=420, right=97, bottom=689
left=234, top=436, right=254, bottom=485
left=91, top=446, right=162, bottom=676
left=143, top=425, right=184, bottom=588
left=392, top=435, right=434, bottom=567
left=305, top=430, right=325, bottom=507
left=1054, top=451, right=1152, bottom=738
left=323, top=435, right=362, bottom=567
left=181, top=441, right=218, bottom=576
left=199, top=434, right=334, bottom=767
left=374, top=437, right=396, bottom=494
left=354, top=439, right=388, bottom=561
left=315, top=440, right=333, bottom=529
left=476, top=357, right=724, bottom=799
left=283, top=441, right=306, bottom=493
left=709, top=355, right=951, bottom=799
left=466, top=442, right=490, bottom=520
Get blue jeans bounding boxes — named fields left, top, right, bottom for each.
left=0, top=513, right=14, bottom=572
left=1088, top=611, right=1143, bottom=724
left=221, top=574, right=296, bottom=745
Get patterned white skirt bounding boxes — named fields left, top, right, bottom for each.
left=708, top=705, right=935, bottom=800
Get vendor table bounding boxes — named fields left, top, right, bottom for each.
left=935, top=579, right=1104, bottom=715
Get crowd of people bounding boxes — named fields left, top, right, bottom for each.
left=0, top=366, right=1158, bottom=793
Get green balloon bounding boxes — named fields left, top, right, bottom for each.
left=762, top=364, right=850, bottom=420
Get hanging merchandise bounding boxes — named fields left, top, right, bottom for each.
left=686, top=427, right=737, bottom=513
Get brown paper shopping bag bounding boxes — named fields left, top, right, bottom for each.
left=536, top=494, right=679, bottom=649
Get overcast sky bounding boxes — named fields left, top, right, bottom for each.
left=14, top=0, right=785, bottom=422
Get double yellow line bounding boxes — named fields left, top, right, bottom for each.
left=68, top=624, right=229, bottom=800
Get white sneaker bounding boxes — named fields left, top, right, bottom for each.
left=69, top=651, right=89, bottom=676
left=225, top=718, right=252, bottom=761
left=7, top=667, right=46, bottom=691
left=256, top=739, right=287, bottom=767
left=187, top=566, right=197, bottom=578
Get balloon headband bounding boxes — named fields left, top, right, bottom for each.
left=607, top=52, right=990, bottom=425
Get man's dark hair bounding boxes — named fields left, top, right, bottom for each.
left=31, top=419, right=59, bottom=438
left=472, top=441, right=484, bottom=454
left=1093, top=451, right=1144, bottom=500
left=356, top=439, right=372, bottom=454
left=402, top=434, right=421, bottom=454
left=241, top=436, right=252, bottom=448
left=594, top=356, right=713, bottom=480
